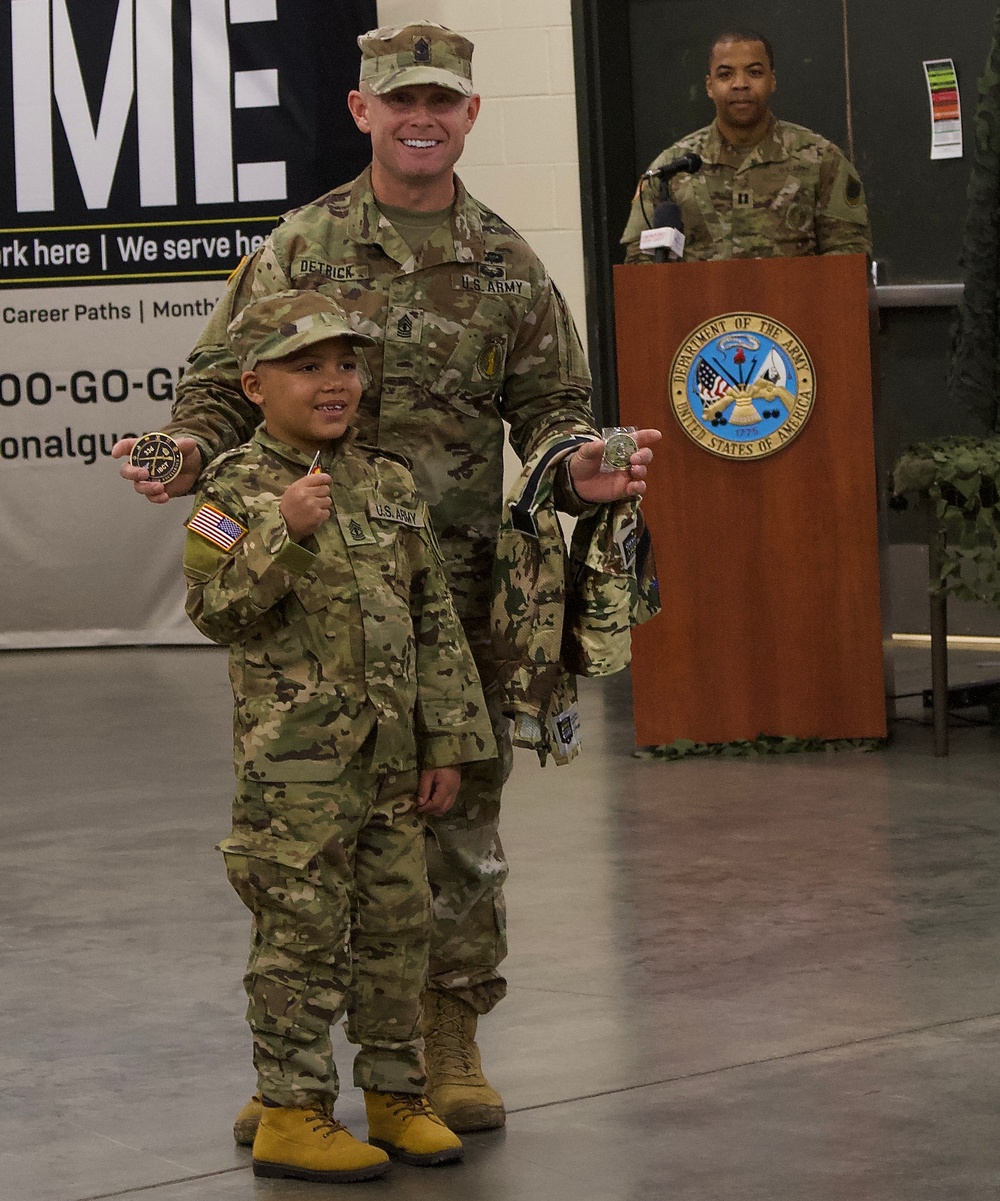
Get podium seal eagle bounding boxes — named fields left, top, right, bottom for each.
left=669, top=313, right=815, bottom=460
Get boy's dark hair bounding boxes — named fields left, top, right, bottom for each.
left=709, top=30, right=775, bottom=70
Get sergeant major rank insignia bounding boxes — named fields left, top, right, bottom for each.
left=669, top=313, right=815, bottom=460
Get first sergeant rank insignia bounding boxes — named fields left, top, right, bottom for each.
left=669, top=313, right=816, bottom=460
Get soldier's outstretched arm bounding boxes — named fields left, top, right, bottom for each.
left=501, top=276, right=597, bottom=467
left=112, top=250, right=283, bottom=503
left=111, top=435, right=203, bottom=504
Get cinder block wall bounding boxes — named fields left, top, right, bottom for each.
left=374, top=0, right=587, bottom=352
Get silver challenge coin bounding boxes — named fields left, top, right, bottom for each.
left=602, top=430, right=638, bottom=472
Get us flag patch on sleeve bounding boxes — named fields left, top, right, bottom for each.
left=186, top=504, right=247, bottom=551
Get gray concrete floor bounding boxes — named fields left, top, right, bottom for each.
left=3, top=644, right=1000, bottom=1201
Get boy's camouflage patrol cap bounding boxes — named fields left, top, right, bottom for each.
left=358, top=22, right=474, bottom=97
left=227, top=290, right=376, bottom=371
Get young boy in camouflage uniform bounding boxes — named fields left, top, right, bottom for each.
left=183, top=289, right=496, bottom=1183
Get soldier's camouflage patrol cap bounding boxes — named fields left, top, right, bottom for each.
left=228, top=290, right=376, bottom=371
left=358, top=21, right=474, bottom=97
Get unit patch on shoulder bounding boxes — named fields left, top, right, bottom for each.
left=475, top=337, right=506, bottom=383
left=186, top=504, right=248, bottom=551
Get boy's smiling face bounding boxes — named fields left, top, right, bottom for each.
left=241, top=336, right=363, bottom=454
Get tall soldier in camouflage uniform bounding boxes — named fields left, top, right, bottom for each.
left=114, top=22, right=660, bottom=1137
left=621, top=29, right=872, bottom=262
left=185, top=289, right=496, bottom=1182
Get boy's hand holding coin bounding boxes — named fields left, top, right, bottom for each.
left=280, top=473, right=333, bottom=541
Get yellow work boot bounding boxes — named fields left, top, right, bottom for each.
left=233, top=1093, right=262, bottom=1146
left=421, top=990, right=506, bottom=1132
left=251, top=1104, right=390, bottom=1182
left=364, top=1090, right=463, bottom=1165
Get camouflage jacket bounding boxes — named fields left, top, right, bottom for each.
left=167, top=168, right=597, bottom=655
left=491, top=434, right=660, bottom=765
left=183, top=426, right=496, bottom=782
left=621, top=117, right=872, bottom=262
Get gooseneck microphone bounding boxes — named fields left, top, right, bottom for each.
left=642, top=151, right=703, bottom=181
left=634, top=152, right=701, bottom=257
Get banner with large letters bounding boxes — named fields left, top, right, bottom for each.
left=0, top=0, right=375, bottom=647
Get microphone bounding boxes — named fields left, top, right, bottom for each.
left=642, top=151, right=702, bottom=181
left=639, top=201, right=685, bottom=263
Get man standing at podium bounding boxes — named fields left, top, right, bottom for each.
left=620, top=29, right=872, bottom=263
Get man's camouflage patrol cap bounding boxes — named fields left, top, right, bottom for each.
left=358, top=22, right=474, bottom=97
left=228, top=290, right=376, bottom=371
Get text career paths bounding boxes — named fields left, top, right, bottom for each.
left=672, top=315, right=811, bottom=376
left=3, top=297, right=221, bottom=326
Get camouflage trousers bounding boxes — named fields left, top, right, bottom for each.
left=425, top=675, right=512, bottom=1015
left=220, top=751, right=430, bottom=1109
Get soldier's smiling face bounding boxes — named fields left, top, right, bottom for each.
left=241, top=338, right=363, bottom=454
left=348, top=84, right=481, bottom=207
left=706, top=40, right=776, bottom=140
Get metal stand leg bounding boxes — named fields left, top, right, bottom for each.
left=928, top=525, right=949, bottom=756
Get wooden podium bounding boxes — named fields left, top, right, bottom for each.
left=614, top=254, right=886, bottom=746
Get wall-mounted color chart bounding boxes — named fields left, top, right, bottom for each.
left=923, top=58, right=963, bottom=160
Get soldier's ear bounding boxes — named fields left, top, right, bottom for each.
left=464, top=94, right=481, bottom=132
left=241, top=369, right=265, bottom=408
left=348, top=89, right=372, bottom=135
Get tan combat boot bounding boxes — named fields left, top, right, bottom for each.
left=421, top=990, right=506, bottom=1132
left=233, top=1093, right=262, bottom=1146
left=251, top=1105, right=390, bottom=1182
left=364, top=1090, right=464, bottom=1165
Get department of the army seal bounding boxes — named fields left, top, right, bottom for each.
left=669, top=313, right=815, bottom=460
left=129, top=432, right=183, bottom=483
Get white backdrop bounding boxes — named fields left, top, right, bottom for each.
left=0, top=279, right=225, bottom=647
left=0, top=0, right=376, bottom=647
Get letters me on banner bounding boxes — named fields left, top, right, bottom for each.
left=0, top=0, right=374, bottom=647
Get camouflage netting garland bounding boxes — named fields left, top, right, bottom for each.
left=635, top=735, right=885, bottom=760
left=891, top=435, right=1000, bottom=606
left=887, top=9, right=1000, bottom=607
left=948, top=2, right=1000, bottom=432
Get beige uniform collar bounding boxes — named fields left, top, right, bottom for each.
left=705, top=113, right=787, bottom=169
left=253, top=424, right=360, bottom=471
left=346, top=165, right=487, bottom=268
